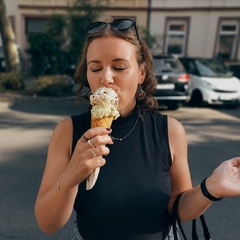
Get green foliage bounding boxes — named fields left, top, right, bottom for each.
left=25, top=75, right=74, bottom=97
left=26, top=32, right=69, bottom=76
left=26, top=14, right=69, bottom=77
left=46, top=14, right=66, bottom=40
left=26, top=0, right=108, bottom=77
left=67, top=0, right=109, bottom=64
left=0, top=72, right=24, bottom=92
left=139, top=26, right=157, bottom=49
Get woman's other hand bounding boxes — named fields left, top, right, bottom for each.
left=206, top=157, right=240, bottom=198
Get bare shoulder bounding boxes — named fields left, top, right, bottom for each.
left=54, top=117, right=73, bottom=135
left=167, top=116, right=188, bottom=162
left=167, top=116, right=186, bottom=138
left=49, top=117, right=73, bottom=154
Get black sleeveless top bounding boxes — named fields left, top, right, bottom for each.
left=71, top=109, right=172, bottom=240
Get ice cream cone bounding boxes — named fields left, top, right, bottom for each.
left=91, top=116, right=114, bottom=128
left=86, top=167, right=100, bottom=190
left=86, top=117, right=114, bottom=190
left=86, top=87, right=119, bottom=190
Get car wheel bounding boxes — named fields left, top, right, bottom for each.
left=190, top=90, right=203, bottom=107
left=167, top=104, right=180, bottom=110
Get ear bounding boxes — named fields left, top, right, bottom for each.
left=139, top=64, right=146, bottom=84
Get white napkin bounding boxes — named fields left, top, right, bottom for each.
left=86, top=167, right=100, bottom=190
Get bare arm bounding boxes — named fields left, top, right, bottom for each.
left=34, top=117, right=113, bottom=234
left=167, top=116, right=212, bottom=221
left=167, top=117, right=240, bottom=222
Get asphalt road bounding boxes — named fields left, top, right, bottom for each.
left=0, top=98, right=239, bottom=240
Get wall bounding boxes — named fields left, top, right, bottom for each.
left=3, top=0, right=240, bottom=62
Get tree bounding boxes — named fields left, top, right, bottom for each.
left=67, top=0, right=108, bottom=65
left=0, top=0, right=20, bottom=72
left=26, top=15, right=68, bottom=76
left=26, top=0, right=108, bottom=76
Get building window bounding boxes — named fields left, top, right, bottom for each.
left=216, top=19, right=240, bottom=60
left=25, top=18, right=50, bottom=34
left=164, top=18, right=189, bottom=56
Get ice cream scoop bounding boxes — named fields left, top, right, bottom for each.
left=90, top=87, right=119, bottom=127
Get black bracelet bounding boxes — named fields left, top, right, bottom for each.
left=200, top=178, right=223, bottom=201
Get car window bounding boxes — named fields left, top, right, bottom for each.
left=188, top=62, right=194, bottom=72
left=181, top=60, right=197, bottom=74
left=229, top=64, right=240, bottom=78
left=153, top=58, right=185, bottom=74
left=195, top=59, right=232, bottom=78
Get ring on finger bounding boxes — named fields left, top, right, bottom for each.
left=82, top=135, right=89, bottom=142
left=88, top=139, right=95, bottom=148
left=91, top=150, right=97, bottom=158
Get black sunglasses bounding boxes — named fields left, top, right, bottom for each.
left=86, top=19, right=139, bottom=40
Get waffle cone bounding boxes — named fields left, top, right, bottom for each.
left=91, top=116, right=114, bottom=128
left=87, top=116, right=114, bottom=190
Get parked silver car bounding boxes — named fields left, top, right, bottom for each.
left=179, top=57, right=240, bottom=108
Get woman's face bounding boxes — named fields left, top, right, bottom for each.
left=86, top=36, right=146, bottom=117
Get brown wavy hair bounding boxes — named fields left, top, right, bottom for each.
left=74, top=23, right=158, bottom=111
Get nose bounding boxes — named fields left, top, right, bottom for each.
left=100, top=68, right=114, bottom=86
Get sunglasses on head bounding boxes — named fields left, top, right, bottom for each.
left=86, top=19, right=139, bottom=40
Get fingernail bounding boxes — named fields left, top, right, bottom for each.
left=106, top=128, right=112, bottom=131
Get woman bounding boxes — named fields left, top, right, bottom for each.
left=35, top=19, right=240, bottom=240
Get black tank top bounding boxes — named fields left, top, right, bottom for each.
left=71, top=108, right=172, bottom=240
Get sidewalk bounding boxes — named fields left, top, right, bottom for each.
left=0, top=96, right=88, bottom=240
left=0, top=92, right=78, bottom=102
left=0, top=92, right=89, bottom=115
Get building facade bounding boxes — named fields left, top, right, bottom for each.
left=2, top=0, right=240, bottom=65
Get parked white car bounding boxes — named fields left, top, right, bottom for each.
left=179, top=57, right=240, bottom=108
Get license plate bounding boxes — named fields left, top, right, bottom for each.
left=156, top=84, right=175, bottom=89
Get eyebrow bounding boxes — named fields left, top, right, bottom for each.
left=87, top=60, right=101, bottom=65
left=88, top=58, right=128, bottom=65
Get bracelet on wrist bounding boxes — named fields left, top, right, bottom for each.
left=57, top=176, right=75, bottom=199
left=200, top=178, right=223, bottom=201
